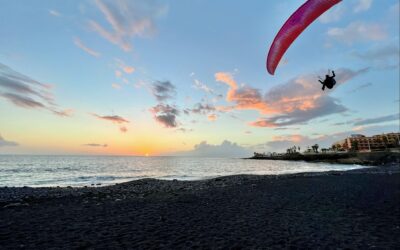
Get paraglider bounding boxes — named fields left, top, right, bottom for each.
left=266, top=0, right=342, bottom=75
left=319, top=70, right=336, bottom=91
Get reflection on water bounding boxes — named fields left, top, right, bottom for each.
left=0, top=155, right=367, bottom=187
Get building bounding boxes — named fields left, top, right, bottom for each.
left=333, top=133, right=400, bottom=152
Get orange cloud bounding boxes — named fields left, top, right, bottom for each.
left=123, top=66, right=135, bottom=74
left=216, top=68, right=367, bottom=127
left=207, top=114, right=217, bottom=121
left=73, top=37, right=101, bottom=57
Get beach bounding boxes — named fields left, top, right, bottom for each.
left=1, top=165, right=399, bottom=249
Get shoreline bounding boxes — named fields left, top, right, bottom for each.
left=1, top=164, right=399, bottom=248
left=247, top=150, right=400, bottom=166
left=0, top=164, right=397, bottom=201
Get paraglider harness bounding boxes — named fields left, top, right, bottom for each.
left=319, top=70, right=336, bottom=91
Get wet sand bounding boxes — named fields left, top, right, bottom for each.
left=1, top=166, right=399, bottom=249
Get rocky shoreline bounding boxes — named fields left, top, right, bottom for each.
left=1, top=165, right=399, bottom=249
left=248, top=151, right=400, bottom=166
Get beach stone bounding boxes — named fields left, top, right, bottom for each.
left=4, top=202, right=29, bottom=208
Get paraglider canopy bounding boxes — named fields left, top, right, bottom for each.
left=266, top=0, right=342, bottom=75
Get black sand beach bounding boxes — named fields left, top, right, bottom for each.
left=1, top=166, right=399, bottom=249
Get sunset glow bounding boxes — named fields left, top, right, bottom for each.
left=0, top=0, right=398, bottom=156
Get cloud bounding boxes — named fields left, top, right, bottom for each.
left=83, top=143, right=108, bottom=147
left=216, top=68, right=367, bottom=127
left=48, top=9, right=61, bottom=17
left=250, top=97, right=347, bottom=127
left=319, top=4, right=345, bottom=23
left=207, top=114, right=217, bottom=121
left=92, top=114, right=129, bottom=124
left=0, top=63, right=70, bottom=116
left=115, top=58, right=135, bottom=74
left=354, top=113, right=400, bottom=126
left=215, top=72, right=237, bottom=89
left=123, top=66, right=135, bottom=74
left=348, top=82, right=372, bottom=93
left=89, top=0, right=167, bottom=51
left=354, top=0, right=373, bottom=13
left=253, top=134, right=326, bottom=153
left=0, top=92, right=45, bottom=109
left=259, top=123, right=400, bottom=153
left=0, top=135, right=18, bottom=147
left=52, top=109, right=74, bottom=117
left=351, top=43, right=400, bottom=69
left=150, top=104, right=179, bottom=128
left=151, top=81, right=176, bottom=102
left=190, top=103, right=216, bottom=114
left=215, top=72, right=269, bottom=113
left=92, top=113, right=129, bottom=132
left=115, top=70, right=122, bottom=78
left=73, top=37, right=101, bottom=57
left=193, top=79, right=214, bottom=94
left=327, top=21, right=387, bottom=44
left=173, top=140, right=251, bottom=158
left=111, top=83, right=121, bottom=89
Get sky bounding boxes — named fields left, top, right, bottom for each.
left=0, top=0, right=399, bottom=156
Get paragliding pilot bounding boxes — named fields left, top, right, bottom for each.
left=319, top=70, right=336, bottom=91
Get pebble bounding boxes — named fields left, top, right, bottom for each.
left=4, top=202, right=29, bottom=208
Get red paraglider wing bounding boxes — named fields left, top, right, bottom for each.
left=266, top=0, right=342, bottom=75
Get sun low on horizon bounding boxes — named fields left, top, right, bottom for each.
left=0, top=0, right=399, bottom=157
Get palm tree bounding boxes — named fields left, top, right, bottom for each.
left=311, top=144, right=319, bottom=153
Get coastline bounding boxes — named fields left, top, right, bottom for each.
left=247, top=151, right=400, bottom=166
left=1, top=164, right=399, bottom=248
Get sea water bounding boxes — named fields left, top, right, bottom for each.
left=0, top=155, right=367, bottom=187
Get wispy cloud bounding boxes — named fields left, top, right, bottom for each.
left=48, top=9, right=61, bottom=17
left=348, top=82, right=372, bottom=93
left=215, top=68, right=368, bottom=128
left=319, top=4, right=345, bottom=23
left=354, top=113, right=399, bottom=126
left=193, top=79, right=214, bottom=94
left=354, top=0, right=373, bottom=13
left=89, top=0, right=167, bottom=51
left=91, top=113, right=130, bottom=132
left=82, top=143, right=108, bottom=147
left=73, top=37, right=101, bottom=57
left=92, top=114, right=129, bottom=124
left=327, top=21, right=387, bottom=44
left=111, top=83, right=121, bottom=89
left=115, top=58, right=135, bottom=74
left=52, top=109, right=74, bottom=117
left=0, top=135, right=18, bottom=147
left=351, top=43, right=400, bottom=69
left=0, top=63, right=70, bottom=116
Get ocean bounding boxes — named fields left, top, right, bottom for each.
left=0, top=155, right=367, bottom=187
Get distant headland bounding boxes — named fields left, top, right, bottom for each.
left=248, top=132, right=400, bottom=166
